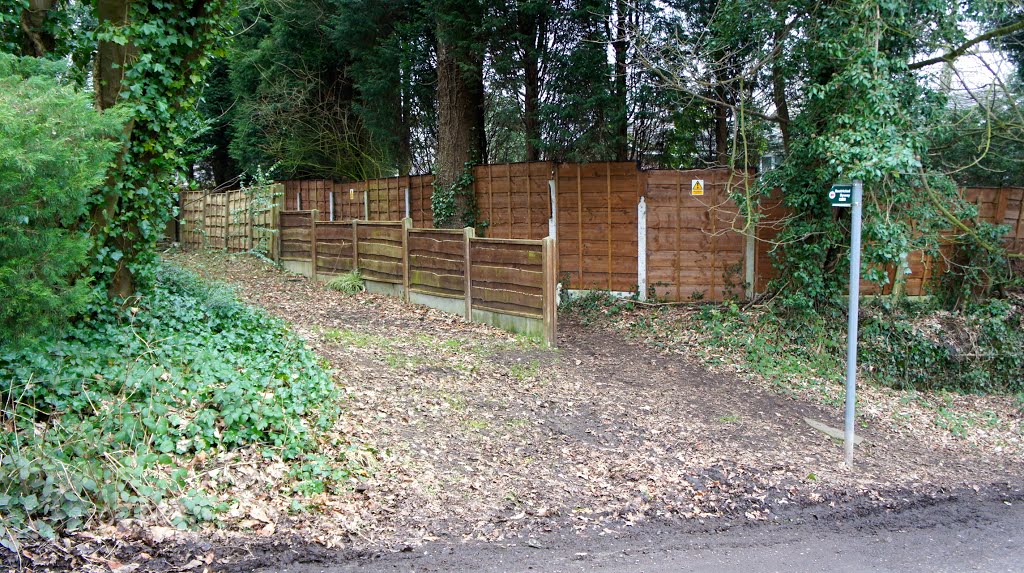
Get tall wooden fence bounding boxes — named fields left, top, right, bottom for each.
left=754, top=185, right=1024, bottom=296
left=185, top=165, right=1024, bottom=303
left=179, top=185, right=283, bottom=257
left=274, top=212, right=557, bottom=345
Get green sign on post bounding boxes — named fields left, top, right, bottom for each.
left=829, top=184, right=853, bottom=207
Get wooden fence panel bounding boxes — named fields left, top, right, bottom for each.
left=645, top=169, right=749, bottom=301
left=283, top=180, right=332, bottom=216
left=355, top=221, right=404, bottom=283
left=280, top=210, right=314, bottom=260
left=331, top=181, right=366, bottom=221
left=407, top=228, right=466, bottom=298
left=473, top=162, right=554, bottom=240
left=180, top=190, right=205, bottom=248
left=226, top=190, right=249, bottom=252
left=205, top=192, right=228, bottom=249
left=469, top=238, right=545, bottom=318
left=556, top=162, right=640, bottom=292
left=315, top=222, right=355, bottom=275
left=963, top=186, right=1024, bottom=253
left=1002, top=187, right=1024, bottom=253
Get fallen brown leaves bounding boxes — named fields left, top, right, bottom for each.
left=12, top=250, right=1020, bottom=572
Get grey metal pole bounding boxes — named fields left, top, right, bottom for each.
left=844, top=180, right=863, bottom=468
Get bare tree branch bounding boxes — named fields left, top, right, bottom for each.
left=908, top=19, right=1024, bottom=70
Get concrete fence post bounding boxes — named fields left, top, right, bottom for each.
left=637, top=197, right=647, bottom=302
left=202, top=191, right=209, bottom=249
left=402, top=218, right=412, bottom=303
left=463, top=227, right=475, bottom=321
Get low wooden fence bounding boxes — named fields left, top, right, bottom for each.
left=275, top=211, right=557, bottom=345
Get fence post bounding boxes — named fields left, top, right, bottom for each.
left=542, top=237, right=558, bottom=348
left=637, top=197, right=647, bottom=302
left=352, top=219, right=360, bottom=272
left=310, top=209, right=318, bottom=283
left=272, top=184, right=284, bottom=263
left=202, top=191, right=209, bottom=249
left=363, top=189, right=370, bottom=220
left=463, top=227, right=475, bottom=320
left=222, top=195, right=229, bottom=251
left=329, top=189, right=335, bottom=222
left=402, top=218, right=412, bottom=303
left=247, top=190, right=254, bottom=251
left=548, top=179, right=557, bottom=239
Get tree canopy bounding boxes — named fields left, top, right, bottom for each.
left=2, top=0, right=1022, bottom=310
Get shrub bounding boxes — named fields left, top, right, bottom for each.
left=325, top=270, right=366, bottom=295
left=0, top=263, right=343, bottom=545
left=860, top=299, right=1024, bottom=394
left=0, top=54, right=126, bottom=344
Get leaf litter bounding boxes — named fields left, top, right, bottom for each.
left=11, top=250, right=1021, bottom=572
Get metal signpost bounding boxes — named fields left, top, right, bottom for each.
left=831, top=181, right=862, bottom=469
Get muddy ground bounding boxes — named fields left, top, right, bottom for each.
left=8, top=251, right=1021, bottom=572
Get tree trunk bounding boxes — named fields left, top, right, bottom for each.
left=714, top=84, right=729, bottom=166
left=612, top=0, right=629, bottom=161
left=771, top=25, right=791, bottom=155
left=397, top=64, right=413, bottom=176
left=93, top=0, right=136, bottom=299
left=19, top=0, right=55, bottom=57
left=524, top=57, right=540, bottom=162
left=522, top=11, right=542, bottom=162
left=434, top=14, right=485, bottom=228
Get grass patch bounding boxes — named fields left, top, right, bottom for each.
left=325, top=270, right=365, bottom=295
left=324, top=328, right=389, bottom=349
left=465, top=419, right=490, bottom=431
left=508, top=360, right=541, bottom=381
left=0, top=263, right=363, bottom=546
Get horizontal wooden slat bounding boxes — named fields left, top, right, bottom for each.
left=470, top=264, right=543, bottom=288
left=358, top=257, right=403, bottom=278
left=357, top=241, right=403, bottom=259
left=471, top=285, right=543, bottom=311
left=409, top=253, right=465, bottom=272
left=409, top=269, right=465, bottom=293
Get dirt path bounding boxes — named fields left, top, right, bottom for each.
left=166, top=252, right=1022, bottom=568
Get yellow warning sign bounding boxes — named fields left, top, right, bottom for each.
left=691, top=179, right=705, bottom=196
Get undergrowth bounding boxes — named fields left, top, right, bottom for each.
left=561, top=290, right=1024, bottom=397
left=0, top=263, right=352, bottom=547
left=325, top=271, right=366, bottom=295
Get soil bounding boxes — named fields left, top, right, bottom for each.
left=7, top=251, right=1022, bottom=572
left=235, top=488, right=1024, bottom=573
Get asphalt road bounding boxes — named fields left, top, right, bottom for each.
left=246, top=492, right=1023, bottom=573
